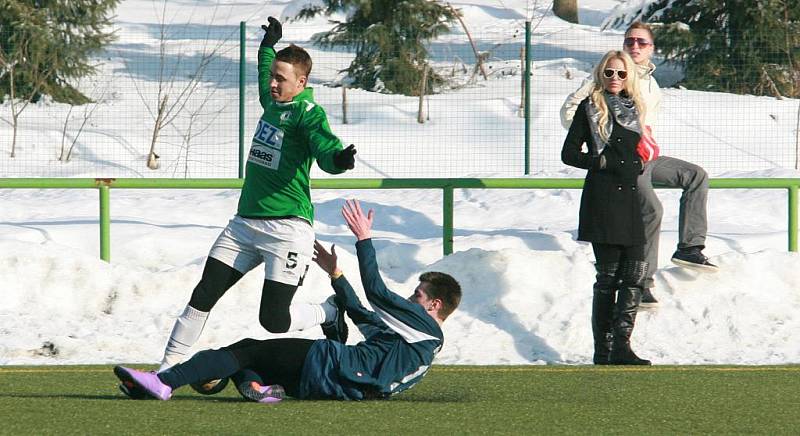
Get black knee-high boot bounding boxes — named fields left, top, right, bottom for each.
left=609, top=260, right=651, bottom=365
left=592, top=263, right=618, bottom=365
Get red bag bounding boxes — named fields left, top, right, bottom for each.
left=636, top=125, right=660, bottom=162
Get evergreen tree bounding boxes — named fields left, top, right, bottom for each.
left=0, top=0, right=120, bottom=104
left=295, top=0, right=458, bottom=95
left=639, top=0, right=799, bottom=97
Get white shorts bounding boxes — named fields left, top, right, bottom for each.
left=208, top=215, right=314, bottom=286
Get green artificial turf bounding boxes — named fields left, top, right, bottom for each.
left=1, top=365, right=799, bottom=435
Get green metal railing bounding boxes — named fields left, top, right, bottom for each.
left=1, top=178, right=797, bottom=261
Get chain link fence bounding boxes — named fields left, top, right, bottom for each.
left=1, top=18, right=798, bottom=178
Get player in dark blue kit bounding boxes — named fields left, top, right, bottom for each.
left=114, top=199, right=462, bottom=402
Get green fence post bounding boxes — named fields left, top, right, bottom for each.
left=524, top=20, right=531, bottom=175
left=239, top=21, right=246, bottom=179
left=790, top=185, right=798, bottom=252
left=443, top=186, right=454, bottom=256
left=99, top=185, right=110, bottom=262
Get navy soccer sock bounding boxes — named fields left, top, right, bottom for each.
left=158, top=349, right=240, bottom=389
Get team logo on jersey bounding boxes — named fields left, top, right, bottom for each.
left=250, top=119, right=284, bottom=170
left=252, top=119, right=284, bottom=150
left=279, top=111, right=292, bottom=123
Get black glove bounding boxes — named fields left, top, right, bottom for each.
left=260, top=17, right=282, bottom=48
left=333, top=144, right=356, bottom=170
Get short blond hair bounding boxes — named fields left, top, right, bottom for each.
left=625, top=21, right=654, bottom=42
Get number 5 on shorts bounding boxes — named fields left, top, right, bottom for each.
left=286, top=252, right=298, bottom=269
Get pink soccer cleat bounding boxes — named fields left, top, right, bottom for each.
left=114, top=366, right=173, bottom=401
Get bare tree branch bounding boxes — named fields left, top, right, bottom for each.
left=60, top=78, right=111, bottom=162
left=122, top=0, right=238, bottom=170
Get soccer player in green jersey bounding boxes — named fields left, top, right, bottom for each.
left=158, top=17, right=356, bottom=371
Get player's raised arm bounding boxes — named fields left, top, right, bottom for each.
left=313, top=240, right=384, bottom=328
left=257, top=17, right=282, bottom=108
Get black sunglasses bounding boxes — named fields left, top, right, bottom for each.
left=603, top=68, right=628, bottom=80
left=624, top=37, right=652, bottom=47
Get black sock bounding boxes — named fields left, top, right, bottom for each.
left=158, top=349, right=240, bottom=389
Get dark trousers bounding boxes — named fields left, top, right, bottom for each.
left=592, top=243, right=645, bottom=266
left=226, top=338, right=315, bottom=397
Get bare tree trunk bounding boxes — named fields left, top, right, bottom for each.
left=342, top=85, right=348, bottom=124
left=9, top=71, right=17, bottom=158
left=448, top=3, right=487, bottom=81
left=553, top=0, right=579, bottom=24
left=65, top=111, right=94, bottom=162
left=59, top=106, right=74, bottom=161
left=147, top=95, right=168, bottom=170
left=10, top=114, right=18, bottom=158
left=418, top=65, right=429, bottom=124
left=182, top=119, right=193, bottom=178
left=147, top=95, right=169, bottom=170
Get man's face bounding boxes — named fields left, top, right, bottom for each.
left=408, top=282, right=436, bottom=310
left=270, top=60, right=307, bottom=102
left=623, top=28, right=654, bottom=66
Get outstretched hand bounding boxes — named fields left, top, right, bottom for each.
left=313, top=240, right=338, bottom=276
left=341, top=199, right=373, bottom=241
left=260, top=16, right=282, bottom=48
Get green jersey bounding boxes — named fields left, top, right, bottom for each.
left=238, top=47, right=345, bottom=223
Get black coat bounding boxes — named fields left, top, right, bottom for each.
left=561, top=98, right=644, bottom=246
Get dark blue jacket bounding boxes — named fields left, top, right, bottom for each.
left=298, top=239, right=443, bottom=400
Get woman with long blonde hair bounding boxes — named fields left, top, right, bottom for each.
left=588, top=51, right=646, bottom=144
left=562, top=23, right=715, bottom=310
left=561, top=50, right=651, bottom=366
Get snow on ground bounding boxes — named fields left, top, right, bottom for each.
left=1, top=0, right=799, bottom=366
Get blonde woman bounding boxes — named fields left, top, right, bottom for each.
left=561, top=50, right=650, bottom=365
left=562, top=22, right=715, bottom=309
